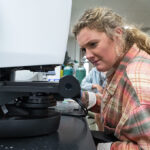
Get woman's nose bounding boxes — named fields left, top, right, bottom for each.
left=86, top=49, right=94, bottom=60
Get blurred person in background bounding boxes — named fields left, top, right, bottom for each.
left=81, top=67, right=106, bottom=93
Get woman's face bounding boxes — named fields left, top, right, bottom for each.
left=77, top=27, right=120, bottom=72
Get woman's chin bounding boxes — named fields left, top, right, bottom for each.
left=96, top=66, right=105, bottom=72
left=96, top=66, right=109, bottom=72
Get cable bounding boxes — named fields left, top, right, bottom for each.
left=61, top=98, right=88, bottom=117
left=75, top=98, right=88, bottom=116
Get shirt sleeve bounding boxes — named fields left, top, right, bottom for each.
left=81, top=68, right=95, bottom=91
left=111, top=141, right=140, bottom=150
left=88, top=92, right=102, bottom=113
left=81, top=76, right=93, bottom=91
left=87, top=92, right=96, bottom=109
left=111, top=105, right=150, bottom=150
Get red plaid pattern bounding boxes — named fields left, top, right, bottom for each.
left=92, top=44, right=150, bottom=149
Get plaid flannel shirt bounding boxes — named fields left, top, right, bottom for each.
left=92, top=44, right=150, bottom=150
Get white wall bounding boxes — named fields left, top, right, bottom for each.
left=67, top=36, right=80, bottom=62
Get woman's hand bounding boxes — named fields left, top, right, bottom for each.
left=92, top=84, right=103, bottom=93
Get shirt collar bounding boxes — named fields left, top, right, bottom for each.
left=106, top=44, right=140, bottom=95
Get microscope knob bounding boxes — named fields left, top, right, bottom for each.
left=59, top=75, right=81, bottom=98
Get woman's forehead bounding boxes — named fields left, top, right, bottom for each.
left=77, top=28, right=106, bottom=45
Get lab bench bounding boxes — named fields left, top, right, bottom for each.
left=0, top=116, right=96, bottom=150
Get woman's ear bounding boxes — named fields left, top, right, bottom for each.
left=114, top=27, right=124, bottom=57
left=115, top=27, right=123, bottom=35
left=113, top=27, right=123, bottom=42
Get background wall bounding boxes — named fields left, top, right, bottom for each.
left=66, top=36, right=79, bottom=62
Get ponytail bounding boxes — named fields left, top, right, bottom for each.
left=125, top=27, right=150, bottom=54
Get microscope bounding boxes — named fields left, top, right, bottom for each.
left=0, top=0, right=81, bottom=138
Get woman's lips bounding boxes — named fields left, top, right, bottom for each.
left=93, top=60, right=100, bottom=66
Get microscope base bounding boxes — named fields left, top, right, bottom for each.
left=0, top=112, right=60, bottom=138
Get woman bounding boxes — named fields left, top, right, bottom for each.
left=73, top=7, right=150, bottom=150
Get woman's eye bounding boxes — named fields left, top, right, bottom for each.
left=81, top=48, right=86, bottom=52
left=89, top=42, right=97, bottom=48
left=80, top=48, right=86, bottom=56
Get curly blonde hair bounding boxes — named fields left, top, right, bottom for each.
left=73, top=7, right=150, bottom=54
